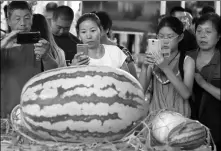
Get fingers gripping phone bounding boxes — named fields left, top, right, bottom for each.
left=17, top=32, right=41, bottom=44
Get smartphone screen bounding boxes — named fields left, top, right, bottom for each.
left=17, top=32, right=41, bottom=44
left=77, top=44, right=88, bottom=55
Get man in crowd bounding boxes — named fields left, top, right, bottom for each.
left=200, top=5, right=215, bottom=16
left=44, top=2, right=58, bottom=26
left=1, top=1, right=58, bottom=118
left=51, top=6, right=81, bottom=64
left=170, top=6, right=198, bottom=53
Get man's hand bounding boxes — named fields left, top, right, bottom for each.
left=34, top=39, right=50, bottom=60
left=1, top=30, right=21, bottom=49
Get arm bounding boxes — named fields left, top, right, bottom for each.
left=34, top=39, right=59, bottom=71
left=127, top=62, right=138, bottom=79
left=42, top=48, right=59, bottom=70
left=121, top=47, right=138, bottom=79
left=120, top=61, right=130, bottom=73
left=139, top=64, right=153, bottom=93
left=195, top=72, right=221, bottom=100
left=57, top=48, right=67, bottom=67
left=201, top=82, right=220, bottom=100
left=162, top=57, right=195, bottom=100
left=1, top=30, right=21, bottom=51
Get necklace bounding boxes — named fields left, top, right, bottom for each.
left=152, top=51, right=180, bottom=85
left=167, top=51, right=180, bottom=65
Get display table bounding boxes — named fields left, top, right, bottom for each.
left=1, top=107, right=214, bottom=151
left=1, top=123, right=212, bottom=151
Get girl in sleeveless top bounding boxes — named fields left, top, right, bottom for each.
left=139, top=16, right=195, bottom=117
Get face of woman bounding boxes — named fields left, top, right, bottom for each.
left=78, top=19, right=101, bottom=49
left=196, top=21, right=220, bottom=51
left=157, top=26, right=181, bottom=52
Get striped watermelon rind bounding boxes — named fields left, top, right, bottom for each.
left=20, top=65, right=148, bottom=143
left=168, top=120, right=207, bottom=150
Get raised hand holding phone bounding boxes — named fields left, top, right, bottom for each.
left=17, top=31, right=41, bottom=44
left=148, top=39, right=161, bottom=56
left=34, top=39, right=50, bottom=61
left=146, top=39, right=161, bottom=68
left=77, top=44, right=88, bottom=55
left=71, top=44, right=90, bottom=66
left=1, top=30, right=21, bottom=49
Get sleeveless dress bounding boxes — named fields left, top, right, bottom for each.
left=148, top=53, right=191, bottom=117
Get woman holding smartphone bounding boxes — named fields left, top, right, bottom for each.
left=139, top=16, right=195, bottom=117
left=70, top=13, right=129, bottom=73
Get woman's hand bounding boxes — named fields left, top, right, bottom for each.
left=143, top=52, right=155, bottom=68
left=152, top=51, right=169, bottom=70
left=195, top=73, right=207, bottom=87
left=71, top=52, right=90, bottom=66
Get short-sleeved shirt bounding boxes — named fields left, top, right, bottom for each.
left=89, top=44, right=127, bottom=68
left=1, top=45, right=42, bottom=117
left=117, top=45, right=134, bottom=63
left=53, top=32, right=81, bottom=61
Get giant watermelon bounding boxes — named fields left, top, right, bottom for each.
left=20, top=65, right=148, bottom=143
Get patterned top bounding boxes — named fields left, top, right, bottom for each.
left=148, top=53, right=191, bottom=118
left=117, top=45, right=134, bottom=64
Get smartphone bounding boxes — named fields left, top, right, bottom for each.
left=17, top=32, right=41, bottom=44
left=77, top=44, right=88, bottom=55
left=147, top=39, right=161, bottom=55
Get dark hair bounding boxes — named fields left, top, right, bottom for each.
left=192, top=17, right=198, bottom=24
left=31, top=14, right=49, bottom=41
left=195, top=13, right=221, bottom=49
left=158, top=14, right=166, bottom=24
left=157, top=16, right=184, bottom=35
left=3, top=5, right=8, bottom=18
left=76, top=13, right=102, bottom=35
left=185, top=8, right=192, bottom=15
left=45, top=2, right=58, bottom=12
left=7, top=1, right=32, bottom=19
left=170, top=6, right=185, bottom=16
left=52, top=6, right=74, bottom=21
left=31, top=14, right=63, bottom=61
left=201, top=6, right=215, bottom=15
left=91, top=11, right=112, bottom=33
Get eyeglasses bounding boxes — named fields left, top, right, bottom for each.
left=195, top=30, right=212, bottom=36
left=157, top=35, right=179, bottom=41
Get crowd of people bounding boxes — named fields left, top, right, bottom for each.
left=0, top=1, right=220, bottom=150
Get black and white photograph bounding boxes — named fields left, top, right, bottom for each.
left=0, top=1, right=220, bottom=151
